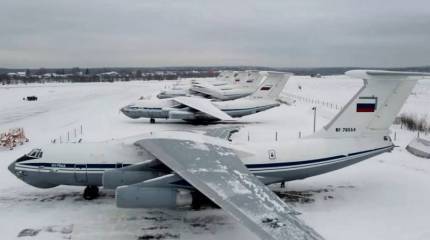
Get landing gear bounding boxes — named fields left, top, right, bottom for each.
left=150, top=118, right=155, bottom=124
left=83, top=186, right=99, bottom=200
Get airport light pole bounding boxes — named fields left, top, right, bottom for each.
left=312, top=106, right=317, bottom=133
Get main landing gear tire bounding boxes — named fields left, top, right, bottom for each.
left=83, top=186, right=99, bottom=200
left=150, top=118, right=155, bottom=124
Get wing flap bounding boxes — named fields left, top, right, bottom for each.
left=173, top=96, right=234, bottom=121
left=136, top=137, right=323, bottom=240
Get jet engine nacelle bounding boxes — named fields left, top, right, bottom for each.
left=168, top=110, right=195, bottom=120
left=116, top=186, right=192, bottom=208
left=102, top=169, right=160, bottom=189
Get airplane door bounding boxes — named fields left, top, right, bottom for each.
left=74, top=164, right=88, bottom=184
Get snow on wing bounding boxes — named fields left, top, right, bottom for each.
left=136, top=138, right=324, bottom=240
left=173, top=96, right=234, bottom=121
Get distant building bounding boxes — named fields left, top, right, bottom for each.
left=7, top=72, right=26, bottom=78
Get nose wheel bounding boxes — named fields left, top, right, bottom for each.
left=83, top=186, right=99, bottom=200
left=150, top=118, right=155, bottom=124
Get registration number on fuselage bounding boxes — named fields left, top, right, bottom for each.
left=51, top=163, right=66, bottom=168
left=335, top=127, right=356, bottom=132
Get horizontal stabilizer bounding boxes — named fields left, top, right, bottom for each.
left=346, top=70, right=430, bottom=81
left=195, top=125, right=241, bottom=140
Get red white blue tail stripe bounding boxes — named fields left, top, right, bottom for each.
left=356, top=97, right=377, bottom=112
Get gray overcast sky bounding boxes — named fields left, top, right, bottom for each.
left=1, top=0, right=430, bottom=68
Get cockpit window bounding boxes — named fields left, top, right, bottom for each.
left=28, top=149, right=43, bottom=158
left=16, top=148, right=43, bottom=162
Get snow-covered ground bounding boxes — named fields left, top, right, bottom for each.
left=1, top=76, right=430, bottom=240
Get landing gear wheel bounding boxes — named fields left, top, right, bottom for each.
left=191, top=192, right=202, bottom=210
left=83, top=186, right=99, bottom=200
left=150, top=118, right=155, bottom=124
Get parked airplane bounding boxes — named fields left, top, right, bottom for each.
left=194, top=70, right=237, bottom=86
left=121, top=71, right=290, bottom=123
left=189, top=70, right=263, bottom=100
left=9, top=70, right=430, bottom=240
left=157, top=70, right=262, bottom=100
left=155, top=86, right=191, bottom=99
left=156, top=70, right=237, bottom=99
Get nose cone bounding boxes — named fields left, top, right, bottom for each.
left=120, top=106, right=127, bottom=114
left=120, top=106, right=140, bottom=119
left=8, top=161, right=16, bottom=175
left=120, top=106, right=132, bottom=115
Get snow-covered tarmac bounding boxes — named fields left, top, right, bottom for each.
left=1, top=76, right=430, bottom=240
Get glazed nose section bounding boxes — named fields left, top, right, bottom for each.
left=120, top=106, right=127, bottom=114
left=120, top=105, right=142, bottom=119
left=8, top=160, right=16, bottom=175
left=120, top=105, right=132, bottom=116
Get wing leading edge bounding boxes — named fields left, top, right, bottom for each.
left=136, top=136, right=324, bottom=240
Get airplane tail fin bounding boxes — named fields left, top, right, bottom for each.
left=249, top=72, right=292, bottom=99
left=238, top=70, right=263, bottom=88
left=314, top=70, right=430, bottom=138
left=216, top=70, right=235, bottom=83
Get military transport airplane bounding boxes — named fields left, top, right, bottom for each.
left=156, top=70, right=236, bottom=99
left=157, top=70, right=263, bottom=100
left=8, top=70, right=430, bottom=240
left=120, top=71, right=290, bottom=123
left=189, top=70, right=263, bottom=100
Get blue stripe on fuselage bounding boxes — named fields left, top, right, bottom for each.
left=19, top=145, right=393, bottom=172
left=20, top=163, right=132, bottom=168
left=245, top=145, right=393, bottom=170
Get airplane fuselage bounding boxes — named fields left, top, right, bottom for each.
left=121, top=98, right=280, bottom=121
left=9, top=132, right=394, bottom=189
left=190, top=84, right=257, bottom=101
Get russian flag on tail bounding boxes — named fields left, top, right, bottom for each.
left=356, top=97, right=377, bottom=112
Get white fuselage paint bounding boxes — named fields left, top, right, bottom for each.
left=9, top=131, right=394, bottom=188
left=120, top=97, right=280, bottom=120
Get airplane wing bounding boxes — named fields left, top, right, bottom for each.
left=173, top=96, right=234, bottom=121
left=136, top=137, right=324, bottom=240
